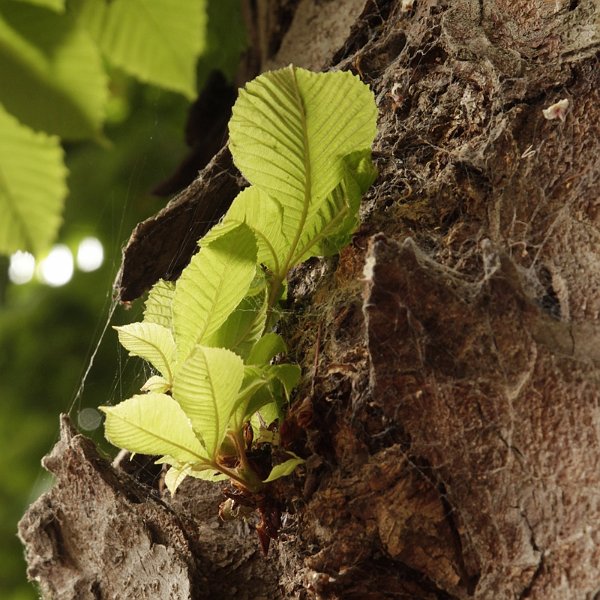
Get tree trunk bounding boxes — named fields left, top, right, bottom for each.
left=19, top=1, right=600, bottom=598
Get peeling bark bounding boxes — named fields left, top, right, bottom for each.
left=20, top=0, right=600, bottom=598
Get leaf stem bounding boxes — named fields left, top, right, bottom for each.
left=226, top=431, right=263, bottom=493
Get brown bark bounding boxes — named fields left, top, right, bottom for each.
left=20, top=1, right=600, bottom=598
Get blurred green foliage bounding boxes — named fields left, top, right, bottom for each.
left=0, top=0, right=206, bottom=257
left=0, top=1, right=246, bottom=597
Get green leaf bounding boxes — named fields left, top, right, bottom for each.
left=229, top=65, right=377, bottom=271
left=255, top=400, right=282, bottom=428
left=201, top=292, right=267, bottom=359
left=245, top=387, right=278, bottom=426
left=242, top=363, right=299, bottom=425
left=188, top=465, right=228, bottom=482
left=13, top=0, right=65, bottom=12
left=247, top=333, right=286, bottom=365
left=173, top=224, right=257, bottom=363
left=143, top=279, right=175, bottom=330
left=0, top=2, right=108, bottom=138
left=172, top=345, right=244, bottom=458
left=0, top=104, right=67, bottom=255
left=229, top=365, right=273, bottom=430
left=196, top=0, right=245, bottom=89
left=163, top=463, right=189, bottom=495
left=293, top=151, right=376, bottom=263
left=101, top=393, right=207, bottom=463
left=114, top=322, right=176, bottom=382
left=263, top=453, right=304, bottom=483
left=76, top=0, right=206, bottom=99
left=141, top=375, right=170, bottom=394
left=163, top=461, right=227, bottom=495
left=269, top=364, right=301, bottom=399
left=203, top=186, right=289, bottom=275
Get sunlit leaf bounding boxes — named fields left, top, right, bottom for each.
left=76, top=0, right=206, bottom=99
left=189, top=465, right=228, bottom=482
left=101, top=393, right=206, bottom=463
left=263, top=453, right=304, bottom=482
left=172, top=345, right=244, bottom=458
left=229, top=365, right=272, bottom=430
left=203, top=186, right=289, bottom=275
left=229, top=65, right=377, bottom=272
left=143, top=279, right=175, bottom=330
left=162, top=460, right=227, bottom=495
left=141, top=375, right=170, bottom=394
left=173, top=224, right=257, bottom=363
left=164, top=463, right=189, bottom=495
left=201, top=292, right=267, bottom=359
left=13, top=0, right=65, bottom=12
left=0, top=105, right=67, bottom=255
left=114, top=322, right=176, bottom=381
left=294, top=150, right=378, bottom=262
left=0, top=2, right=107, bottom=139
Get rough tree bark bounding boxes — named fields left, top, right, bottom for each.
left=19, top=1, right=600, bottom=598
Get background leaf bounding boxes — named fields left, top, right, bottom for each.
left=114, top=322, right=176, bottom=381
left=101, top=393, right=206, bottom=463
left=172, top=345, right=244, bottom=457
left=13, top=0, right=65, bottom=12
left=76, top=0, right=206, bottom=99
left=0, top=2, right=107, bottom=139
left=0, top=105, right=67, bottom=255
left=173, top=224, right=257, bottom=362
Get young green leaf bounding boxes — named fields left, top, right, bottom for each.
left=115, top=322, right=176, bottom=381
left=163, top=463, right=190, bottom=496
left=269, top=364, right=301, bottom=399
left=143, top=279, right=175, bottom=330
left=247, top=332, right=286, bottom=365
left=172, top=345, right=244, bottom=458
left=141, top=375, right=170, bottom=394
left=188, top=465, right=228, bottom=482
left=254, top=400, right=282, bottom=429
left=228, top=365, right=274, bottom=431
left=293, top=150, right=378, bottom=263
left=173, top=224, right=257, bottom=363
left=201, top=292, right=267, bottom=359
left=263, top=453, right=304, bottom=483
left=101, top=393, right=207, bottom=463
left=202, top=186, right=289, bottom=275
left=229, top=65, right=377, bottom=270
left=0, top=105, right=67, bottom=256
left=163, top=461, right=227, bottom=495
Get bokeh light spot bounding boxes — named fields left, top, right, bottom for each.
left=76, top=237, right=104, bottom=272
left=38, top=245, right=74, bottom=287
left=8, top=251, right=35, bottom=284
